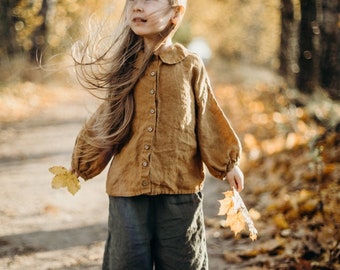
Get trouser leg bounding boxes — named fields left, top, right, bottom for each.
left=153, top=192, right=208, bottom=270
left=102, top=196, right=153, bottom=270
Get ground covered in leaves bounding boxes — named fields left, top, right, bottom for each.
left=0, top=62, right=339, bottom=269
left=206, top=61, right=340, bottom=269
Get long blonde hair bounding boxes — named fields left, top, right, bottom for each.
left=72, top=0, right=186, bottom=157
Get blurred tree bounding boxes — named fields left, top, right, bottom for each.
left=320, top=0, right=340, bottom=99
left=185, top=0, right=280, bottom=66
left=29, top=0, right=48, bottom=62
left=297, top=0, right=321, bottom=93
left=280, top=0, right=339, bottom=99
left=279, top=0, right=299, bottom=87
left=0, top=0, right=48, bottom=62
left=0, top=0, right=120, bottom=64
left=0, top=0, right=22, bottom=59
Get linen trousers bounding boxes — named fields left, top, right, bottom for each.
left=102, top=192, right=208, bottom=270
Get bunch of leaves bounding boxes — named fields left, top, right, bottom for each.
left=49, top=166, right=80, bottom=195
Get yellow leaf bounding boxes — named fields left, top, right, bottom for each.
left=218, top=191, right=233, bottom=215
left=225, top=210, right=246, bottom=236
left=218, top=188, right=258, bottom=240
left=49, top=166, right=80, bottom=195
left=273, top=213, right=289, bottom=229
left=51, top=174, right=67, bottom=188
left=49, top=166, right=69, bottom=175
left=249, top=208, right=261, bottom=220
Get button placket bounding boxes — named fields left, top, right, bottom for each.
left=140, top=60, right=158, bottom=189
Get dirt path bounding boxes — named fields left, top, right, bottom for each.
left=0, top=88, right=247, bottom=270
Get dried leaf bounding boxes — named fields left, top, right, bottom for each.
left=225, top=210, right=245, bottom=236
left=273, top=213, right=289, bottom=229
left=223, top=251, right=243, bottom=263
left=49, top=166, right=80, bottom=195
left=217, top=191, right=233, bottom=215
left=218, top=188, right=258, bottom=240
left=249, top=208, right=261, bottom=220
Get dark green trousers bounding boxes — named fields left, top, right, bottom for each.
left=102, top=193, right=208, bottom=270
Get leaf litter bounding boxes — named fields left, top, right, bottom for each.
left=210, top=80, right=340, bottom=269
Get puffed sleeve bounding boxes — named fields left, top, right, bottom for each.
left=192, top=57, right=241, bottom=179
left=71, top=102, right=114, bottom=180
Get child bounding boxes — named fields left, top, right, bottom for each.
left=71, top=0, right=244, bottom=269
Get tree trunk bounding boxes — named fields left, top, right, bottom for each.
left=320, top=0, right=340, bottom=99
left=297, top=0, right=321, bottom=93
left=279, top=0, right=299, bottom=87
left=29, top=0, right=48, bottom=63
left=0, top=0, right=21, bottom=60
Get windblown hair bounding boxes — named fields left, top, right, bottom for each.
left=72, top=0, right=186, bottom=164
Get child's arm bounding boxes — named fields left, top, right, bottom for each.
left=226, top=165, right=244, bottom=192
left=71, top=102, right=114, bottom=180
left=192, top=57, right=242, bottom=183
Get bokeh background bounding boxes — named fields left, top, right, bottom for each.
left=0, top=1, right=339, bottom=269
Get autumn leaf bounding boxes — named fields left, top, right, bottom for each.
left=217, top=191, right=234, bottom=216
left=225, top=210, right=245, bottom=236
left=218, top=188, right=258, bottom=240
left=49, top=166, right=80, bottom=195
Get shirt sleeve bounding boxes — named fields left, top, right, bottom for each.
left=71, top=101, right=114, bottom=180
left=192, top=57, right=242, bottom=179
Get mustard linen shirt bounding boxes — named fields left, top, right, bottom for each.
left=103, top=43, right=241, bottom=196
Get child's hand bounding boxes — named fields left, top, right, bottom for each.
left=226, top=166, right=244, bottom=192
left=70, top=167, right=79, bottom=178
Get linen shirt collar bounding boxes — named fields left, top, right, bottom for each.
left=157, top=43, right=188, bottom=64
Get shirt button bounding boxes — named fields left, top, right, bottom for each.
left=147, top=127, right=153, bottom=132
left=142, top=180, right=149, bottom=186
left=150, top=89, right=155, bottom=95
left=150, top=71, right=156, bottom=76
left=142, top=161, right=148, bottom=167
left=150, top=109, right=155, bottom=114
left=144, top=144, right=150, bottom=150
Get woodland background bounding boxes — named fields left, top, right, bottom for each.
left=0, top=0, right=339, bottom=269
